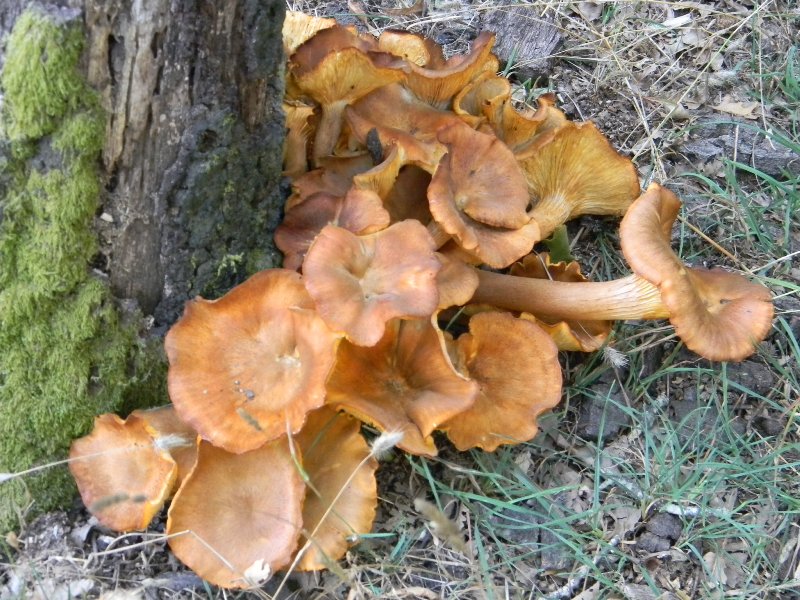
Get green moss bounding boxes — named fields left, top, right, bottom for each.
left=0, top=10, right=88, bottom=141
left=0, top=9, right=163, bottom=533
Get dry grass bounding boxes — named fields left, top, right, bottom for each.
left=3, top=1, right=799, bottom=598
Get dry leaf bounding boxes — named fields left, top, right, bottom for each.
left=713, top=99, right=760, bottom=119
left=663, top=14, right=692, bottom=27
left=703, top=551, right=728, bottom=587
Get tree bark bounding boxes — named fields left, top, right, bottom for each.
left=84, top=0, right=286, bottom=325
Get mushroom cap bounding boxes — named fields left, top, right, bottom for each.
left=326, top=317, right=478, bottom=456
left=402, top=31, right=499, bottom=108
left=377, top=29, right=432, bottom=66
left=292, top=46, right=404, bottom=108
left=435, top=251, right=480, bottom=310
left=441, top=311, right=562, bottom=451
left=427, top=122, right=540, bottom=268
left=620, top=183, right=773, bottom=361
left=287, top=154, right=376, bottom=211
left=69, top=414, right=177, bottom=532
left=452, top=71, right=511, bottom=129
left=276, top=189, right=390, bottom=271
left=302, top=220, right=442, bottom=347
left=165, top=269, right=340, bottom=453
left=520, top=121, right=640, bottom=238
left=131, top=406, right=198, bottom=488
left=350, top=144, right=434, bottom=224
left=282, top=10, right=337, bottom=56
left=166, top=438, right=304, bottom=589
left=295, top=407, right=378, bottom=570
left=510, top=252, right=612, bottom=352
left=345, top=84, right=457, bottom=171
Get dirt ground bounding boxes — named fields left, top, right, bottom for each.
left=3, top=1, right=799, bottom=598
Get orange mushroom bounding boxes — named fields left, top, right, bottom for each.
left=302, top=220, right=442, bottom=346
left=290, top=26, right=404, bottom=160
left=326, top=317, right=478, bottom=456
left=441, top=311, right=562, bottom=451
left=287, top=154, right=376, bottom=211
left=401, top=31, right=499, bottom=109
left=294, top=406, right=378, bottom=570
left=69, top=413, right=177, bottom=532
left=282, top=10, right=336, bottom=56
left=165, top=269, right=340, bottom=453
left=619, top=183, right=774, bottom=361
left=468, top=184, right=773, bottom=361
left=131, top=405, right=198, bottom=488
left=427, top=122, right=540, bottom=267
left=519, top=121, right=640, bottom=239
left=166, top=437, right=304, bottom=589
left=275, top=188, right=390, bottom=271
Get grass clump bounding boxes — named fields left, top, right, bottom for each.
left=0, top=8, right=162, bottom=533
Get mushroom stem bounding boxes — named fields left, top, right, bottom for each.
left=313, top=101, right=347, bottom=163
left=426, top=221, right=452, bottom=248
left=471, top=269, right=670, bottom=321
left=528, top=193, right=571, bottom=240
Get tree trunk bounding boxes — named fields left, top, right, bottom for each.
left=0, top=0, right=285, bottom=530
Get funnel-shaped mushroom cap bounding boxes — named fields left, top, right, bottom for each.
left=303, top=220, right=442, bottom=347
left=428, top=122, right=540, bottom=268
left=510, top=253, right=612, bottom=352
left=166, top=269, right=340, bottom=454
left=500, top=93, right=568, bottom=155
left=167, top=438, right=304, bottom=589
left=276, top=189, right=390, bottom=271
left=520, top=121, right=640, bottom=239
left=441, top=312, right=562, bottom=451
left=69, top=414, right=177, bottom=532
left=326, top=318, right=478, bottom=456
left=131, top=406, right=198, bottom=488
left=282, top=10, right=337, bottom=56
left=452, top=71, right=511, bottom=128
left=403, top=31, right=499, bottom=108
left=620, top=183, right=773, bottom=361
left=295, top=407, right=378, bottom=570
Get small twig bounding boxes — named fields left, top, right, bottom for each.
left=676, top=214, right=753, bottom=275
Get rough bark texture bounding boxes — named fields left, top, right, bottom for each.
left=481, top=4, right=560, bottom=83
left=0, top=0, right=285, bottom=531
left=84, top=0, right=286, bottom=325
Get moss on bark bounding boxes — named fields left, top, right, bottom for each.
left=0, top=8, right=163, bottom=533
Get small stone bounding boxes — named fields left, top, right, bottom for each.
left=100, top=212, right=114, bottom=223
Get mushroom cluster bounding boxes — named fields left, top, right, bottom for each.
left=69, top=13, right=774, bottom=589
